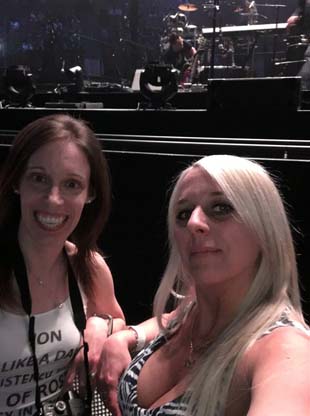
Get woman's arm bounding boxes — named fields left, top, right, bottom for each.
left=247, top=327, right=310, bottom=415
left=97, top=313, right=174, bottom=416
left=66, top=248, right=125, bottom=389
left=86, top=251, right=125, bottom=328
left=84, top=251, right=126, bottom=380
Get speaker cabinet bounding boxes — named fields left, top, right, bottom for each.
left=206, top=76, right=301, bottom=111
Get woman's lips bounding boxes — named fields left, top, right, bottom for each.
left=191, top=247, right=220, bottom=255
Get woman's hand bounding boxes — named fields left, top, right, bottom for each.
left=96, top=330, right=135, bottom=416
left=65, top=316, right=111, bottom=393
left=94, top=314, right=173, bottom=413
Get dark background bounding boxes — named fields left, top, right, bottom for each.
left=0, top=108, right=308, bottom=325
left=102, top=152, right=310, bottom=325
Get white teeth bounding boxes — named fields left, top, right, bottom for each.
left=36, top=214, right=66, bottom=229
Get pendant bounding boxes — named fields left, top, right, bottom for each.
left=184, top=341, right=195, bottom=368
left=184, top=356, right=195, bottom=368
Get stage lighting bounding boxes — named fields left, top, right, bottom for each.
left=64, top=65, right=84, bottom=93
left=67, top=65, right=82, bottom=74
left=139, top=63, right=178, bottom=109
left=2, top=65, right=35, bottom=107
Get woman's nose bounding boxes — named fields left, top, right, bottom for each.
left=47, top=186, right=64, bottom=204
left=187, top=207, right=210, bottom=234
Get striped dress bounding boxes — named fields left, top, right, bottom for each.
left=118, top=334, right=188, bottom=415
left=118, top=316, right=310, bottom=416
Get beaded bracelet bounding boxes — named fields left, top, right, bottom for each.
left=91, top=313, right=113, bottom=336
left=128, top=325, right=147, bottom=352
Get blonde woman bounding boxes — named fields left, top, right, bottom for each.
left=100, top=155, right=309, bottom=416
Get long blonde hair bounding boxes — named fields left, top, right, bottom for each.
left=153, top=155, right=306, bottom=416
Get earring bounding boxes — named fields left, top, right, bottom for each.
left=85, top=196, right=95, bottom=204
left=13, top=188, right=20, bottom=195
left=86, top=189, right=96, bottom=204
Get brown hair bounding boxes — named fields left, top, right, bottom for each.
left=0, top=113, right=111, bottom=305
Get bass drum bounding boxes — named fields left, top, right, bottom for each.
left=285, top=35, right=309, bottom=61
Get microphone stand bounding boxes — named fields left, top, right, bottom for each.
left=254, top=3, right=286, bottom=76
left=253, top=2, right=287, bottom=76
left=271, top=2, right=280, bottom=76
left=209, top=0, right=220, bottom=79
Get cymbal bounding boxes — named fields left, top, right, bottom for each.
left=255, top=3, right=286, bottom=6
left=238, top=12, right=259, bottom=15
left=178, top=3, right=198, bottom=11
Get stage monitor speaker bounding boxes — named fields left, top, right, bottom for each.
left=131, top=69, right=161, bottom=92
left=206, top=76, right=301, bottom=111
left=198, top=65, right=247, bottom=82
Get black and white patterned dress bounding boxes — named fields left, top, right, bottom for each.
left=118, top=333, right=189, bottom=416
left=118, top=316, right=310, bottom=416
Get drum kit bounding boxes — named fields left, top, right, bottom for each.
left=161, top=8, right=198, bottom=45
left=160, top=1, right=293, bottom=82
left=160, top=2, right=253, bottom=80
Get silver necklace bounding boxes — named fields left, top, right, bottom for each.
left=184, top=315, right=214, bottom=368
left=185, top=340, right=196, bottom=368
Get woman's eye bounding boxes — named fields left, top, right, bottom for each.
left=64, top=180, right=83, bottom=191
left=176, top=209, right=192, bottom=223
left=211, top=203, right=234, bottom=217
left=30, top=173, right=47, bottom=184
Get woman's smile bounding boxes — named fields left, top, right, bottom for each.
left=34, top=211, right=68, bottom=231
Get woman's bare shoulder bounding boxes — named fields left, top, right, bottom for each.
left=245, top=325, right=310, bottom=415
left=64, top=241, right=109, bottom=272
